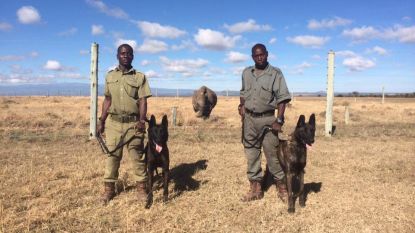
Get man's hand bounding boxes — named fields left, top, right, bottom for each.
left=271, top=121, right=283, bottom=133
left=97, top=119, right=105, bottom=134
left=238, top=104, right=245, bottom=118
left=135, top=120, right=146, bottom=133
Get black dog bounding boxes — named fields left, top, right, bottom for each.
left=277, top=114, right=315, bottom=213
left=145, top=114, right=169, bottom=208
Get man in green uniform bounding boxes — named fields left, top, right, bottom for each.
left=97, top=44, right=152, bottom=205
left=239, top=43, right=291, bottom=202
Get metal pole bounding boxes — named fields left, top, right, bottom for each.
left=325, top=50, right=335, bottom=137
left=89, top=43, right=99, bottom=139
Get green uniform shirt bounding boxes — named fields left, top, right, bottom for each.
left=104, top=67, right=152, bottom=115
left=240, top=64, right=291, bottom=113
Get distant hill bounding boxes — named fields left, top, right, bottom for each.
left=0, top=83, right=412, bottom=97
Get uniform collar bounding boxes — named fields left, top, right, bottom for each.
left=251, top=64, right=273, bottom=75
left=114, top=66, right=135, bottom=74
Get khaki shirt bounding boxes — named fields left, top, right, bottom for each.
left=240, top=64, right=291, bottom=113
left=104, top=67, right=152, bottom=115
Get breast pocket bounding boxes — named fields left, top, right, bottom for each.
left=259, top=85, right=273, bottom=101
left=107, top=79, right=119, bottom=96
left=124, top=78, right=140, bottom=100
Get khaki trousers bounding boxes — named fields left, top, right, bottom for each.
left=243, top=114, right=285, bottom=181
left=103, top=118, right=147, bottom=183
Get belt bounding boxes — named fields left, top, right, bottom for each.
left=245, top=108, right=275, bottom=118
left=110, top=114, right=139, bottom=123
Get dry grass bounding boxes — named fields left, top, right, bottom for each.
left=0, top=96, right=414, bottom=233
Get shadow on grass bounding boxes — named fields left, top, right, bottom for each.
left=261, top=169, right=322, bottom=204
left=170, top=159, right=208, bottom=198
left=115, top=159, right=209, bottom=198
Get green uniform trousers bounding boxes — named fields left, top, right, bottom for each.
left=243, top=114, right=285, bottom=181
left=103, top=118, right=147, bottom=183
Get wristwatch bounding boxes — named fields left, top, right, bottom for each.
left=276, top=116, right=284, bottom=125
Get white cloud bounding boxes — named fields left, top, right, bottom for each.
left=171, top=40, right=197, bottom=51
left=402, top=16, right=411, bottom=21
left=224, top=19, right=272, bottom=34
left=291, top=62, right=312, bottom=75
left=141, top=60, right=150, bottom=66
left=58, top=27, right=78, bottom=36
left=160, top=56, right=208, bottom=76
left=0, top=22, right=12, bottom=31
left=145, top=70, right=160, bottom=78
left=383, top=25, right=415, bottom=43
left=343, top=56, right=375, bottom=72
left=232, top=66, right=246, bottom=75
left=336, top=50, right=358, bottom=57
left=0, top=55, right=25, bottom=61
left=17, top=6, right=41, bottom=24
left=86, top=0, right=129, bottom=19
left=366, top=46, right=387, bottom=55
left=115, top=39, right=138, bottom=51
left=136, top=39, right=168, bottom=54
left=194, top=29, right=241, bottom=50
left=226, top=51, right=249, bottom=63
left=10, top=64, right=32, bottom=74
left=342, top=26, right=380, bottom=42
left=59, top=73, right=85, bottom=79
left=44, top=60, right=62, bottom=71
left=311, top=54, right=321, bottom=60
left=269, top=38, right=277, bottom=44
left=136, top=21, right=186, bottom=39
left=308, top=17, right=352, bottom=30
left=92, top=24, right=104, bottom=35
left=343, top=25, right=415, bottom=43
left=286, top=35, right=330, bottom=48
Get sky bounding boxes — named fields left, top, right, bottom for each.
left=0, top=0, right=414, bottom=93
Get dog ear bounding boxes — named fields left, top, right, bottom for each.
left=162, top=115, right=168, bottom=128
left=149, top=115, right=156, bottom=127
left=297, top=115, right=305, bottom=127
left=309, top=113, right=316, bottom=127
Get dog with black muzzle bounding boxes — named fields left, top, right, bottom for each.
left=145, top=114, right=169, bottom=208
left=277, top=113, right=316, bottom=213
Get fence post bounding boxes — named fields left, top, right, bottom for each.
left=172, top=106, right=178, bottom=126
left=89, top=43, right=99, bottom=139
left=345, top=106, right=349, bottom=125
left=325, top=50, right=335, bottom=137
left=382, top=86, right=385, bottom=104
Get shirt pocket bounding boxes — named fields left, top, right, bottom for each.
left=107, top=79, right=119, bottom=96
left=124, top=77, right=140, bottom=100
left=259, top=85, right=273, bottom=101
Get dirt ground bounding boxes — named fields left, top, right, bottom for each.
left=0, top=96, right=414, bottom=233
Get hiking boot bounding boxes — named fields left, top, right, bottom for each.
left=101, top=182, right=116, bottom=205
left=241, top=180, right=264, bottom=202
left=136, top=181, right=148, bottom=203
left=275, top=178, right=288, bottom=202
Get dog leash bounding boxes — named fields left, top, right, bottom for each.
left=242, top=125, right=274, bottom=149
left=97, top=126, right=144, bottom=155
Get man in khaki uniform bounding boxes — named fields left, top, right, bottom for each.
left=97, top=44, right=152, bottom=205
left=239, top=43, right=291, bottom=202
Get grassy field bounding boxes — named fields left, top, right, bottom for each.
left=0, top=96, right=414, bottom=233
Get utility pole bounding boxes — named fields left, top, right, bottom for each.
left=89, top=43, right=99, bottom=139
left=325, top=50, right=335, bottom=137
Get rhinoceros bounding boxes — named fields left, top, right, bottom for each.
left=192, top=86, right=217, bottom=119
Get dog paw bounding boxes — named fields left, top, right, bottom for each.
left=288, top=208, right=295, bottom=213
